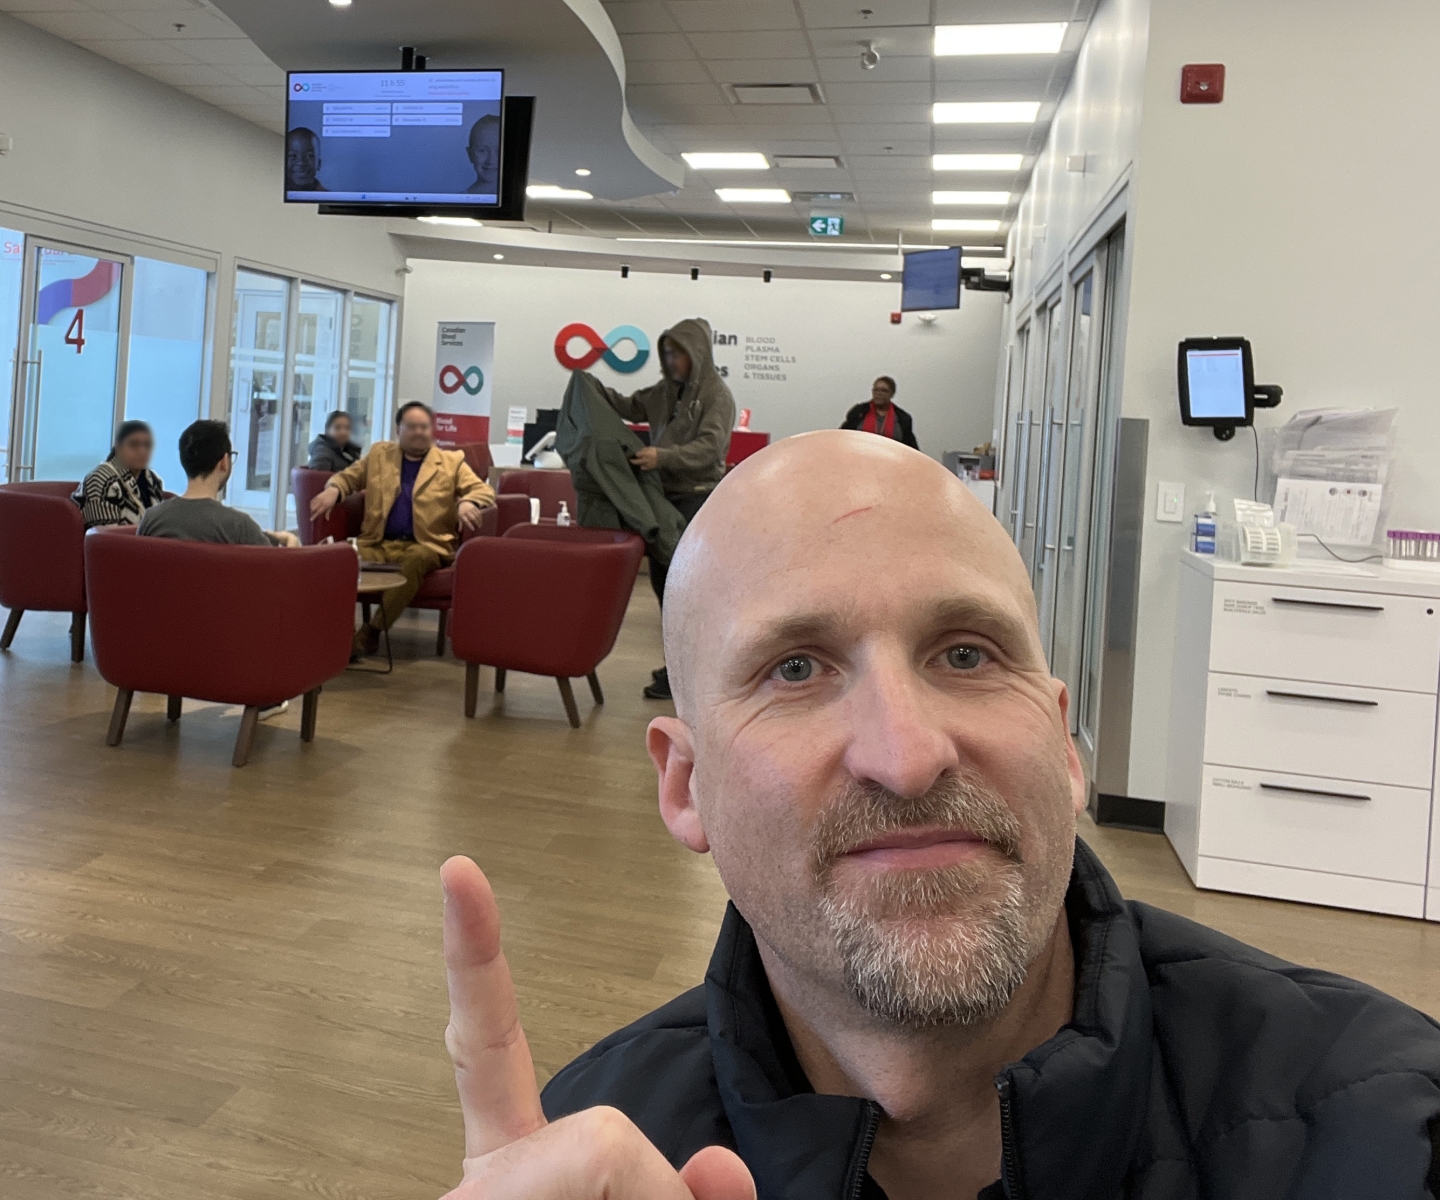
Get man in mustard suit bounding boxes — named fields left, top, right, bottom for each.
left=310, top=402, right=495, bottom=655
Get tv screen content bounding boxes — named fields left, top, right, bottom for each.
left=286, top=70, right=504, bottom=205
left=901, top=246, right=962, bottom=312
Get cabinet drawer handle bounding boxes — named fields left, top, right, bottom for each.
left=1270, top=597, right=1384, bottom=613
left=1259, top=782, right=1372, bottom=802
left=1264, top=689, right=1379, bottom=707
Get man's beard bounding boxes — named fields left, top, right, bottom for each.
left=810, top=773, right=1050, bottom=1030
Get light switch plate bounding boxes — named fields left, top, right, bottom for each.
left=1156, top=481, right=1186, bottom=523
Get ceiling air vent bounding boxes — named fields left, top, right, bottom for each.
left=731, top=83, right=825, bottom=105
left=794, top=191, right=854, bottom=203
left=774, top=155, right=844, bottom=169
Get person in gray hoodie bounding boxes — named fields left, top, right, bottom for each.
left=589, top=317, right=736, bottom=700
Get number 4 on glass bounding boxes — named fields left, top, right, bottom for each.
left=64, top=309, right=85, bottom=354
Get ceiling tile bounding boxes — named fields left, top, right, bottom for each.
left=114, top=8, right=241, bottom=38
left=627, top=82, right=729, bottom=107
left=798, top=0, right=930, bottom=28
left=666, top=0, right=800, bottom=32
left=822, top=80, right=930, bottom=105
left=179, top=36, right=275, bottom=65
left=605, top=1, right=679, bottom=33
left=684, top=30, right=811, bottom=59
left=20, top=9, right=141, bottom=38
left=933, top=79, right=1049, bottom=103
left=0, top=0, right=85, bottom=12
left=816, top=54, right=931, bottom=83
left=808, top=25, right=930, bottom=57
left=933, top=0, right=1077, bottom=19
left=618, top=32, right=695, bottom=60
left=221, top=61, right=285, bottom=86
left=626, top=58, right=712, bottom=83
left=933, top=57, right=1062, bottom=85
left=704, top=58, right=818, bottom=84
left=75, top=35, right=196, bottom=63
left=133, top=60, right=235, bottom=86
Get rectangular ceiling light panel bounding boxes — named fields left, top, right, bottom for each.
left=716, top=188, right=793, bottom=203
left=732, top=83, right=824, bottom=105
left=934, top=23, right=1068, bottom=56
left=932, top=190, right=1011, bottom=205
left=933, top=101, right=1040, bottom=124
left=682, top=152, right=771, bottom=170
left=933, top=153, right=1024, bottom=171
left=932, top=217, right=1003, bottom=231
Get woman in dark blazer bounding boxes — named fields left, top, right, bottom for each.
left=841, top=375, right=918, bottom=450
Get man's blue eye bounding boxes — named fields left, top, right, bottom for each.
left=776, top=656, right=814, bottom=682
left=946, top=646, right=984, bottom=670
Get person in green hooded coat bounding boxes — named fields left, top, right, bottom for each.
left=589, top=317, right=736, bottom=700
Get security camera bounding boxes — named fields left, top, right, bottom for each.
left=859, top=41, right=880, bottom=70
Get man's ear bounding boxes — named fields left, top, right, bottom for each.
left=1052, top=679, right=1087, bottom=819
left=647, top=716, right=709, bottom=853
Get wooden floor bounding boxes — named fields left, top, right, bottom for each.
left=1, top=586, right=1439, bottom=1198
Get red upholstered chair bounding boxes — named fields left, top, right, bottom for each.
left=85, top=533, right=355, bottom=766
left=498, top=468, right=579, bottom=521
left=455, top=441, right=494, bottom=479
left=450, top=531, right=645, bottom=727
left=0, top=481, right=89, bottom=662
left=288, top=466, right=529, bottom=654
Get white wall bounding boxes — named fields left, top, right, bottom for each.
left=0, top=12, right=405, bottom=407
left=401, top=258, right=1004, bottom=457
left=1120, top=0, right=1440, bottom=798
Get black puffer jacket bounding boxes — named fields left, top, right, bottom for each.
left=543, top=841, right=1440, bottom=1199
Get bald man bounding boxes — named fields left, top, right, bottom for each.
left=436, top=432, right=1440, bottom=1200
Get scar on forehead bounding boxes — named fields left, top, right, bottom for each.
left=832, top=505, right=876, bottom=524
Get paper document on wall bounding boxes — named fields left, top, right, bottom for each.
left=1273, top=478, right=1382, bottom=547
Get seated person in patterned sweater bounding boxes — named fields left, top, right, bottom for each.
left=309, top=401, right=496, bottom=656
left=73, top=420, right=166, bottom=528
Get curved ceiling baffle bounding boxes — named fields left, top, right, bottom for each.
left=206, top=0, right=684, bottom=203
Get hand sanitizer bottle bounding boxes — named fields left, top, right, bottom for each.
left=557, top=501, right=572, bottom=527
left=1193, top=491, right=1217, bottom=555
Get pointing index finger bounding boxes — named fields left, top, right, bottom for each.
left=441, top=855, right=547, bottom=1160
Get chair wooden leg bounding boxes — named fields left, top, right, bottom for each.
left=0, top=609, right=21, bottom=650
left=69, top=612, right=86, bottom=663
left=587, top=672, right=604, bottom=705
left=166, top=695, right=183, bottom=722
left=494, top=667, right=507, bottom=694
left=435, top=609, right=449, bottom=656
left=464, top=662, right=479, bottom=718
left=232, top=705, right=260, bottom=767
left=556, top=677, right=581, bottom=728
left=106, top=689, right=133, bottom=746
left=300, top=688, right=320, bottom=742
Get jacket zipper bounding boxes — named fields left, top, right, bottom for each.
left=996, top=1075, right=1023, bottom=1199
left=846, top=1103, right=882, bottom=1200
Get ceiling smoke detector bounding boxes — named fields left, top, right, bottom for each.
left=859, top=41, right=880, bottom=70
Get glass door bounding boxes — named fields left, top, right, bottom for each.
left=1018, top=293, right=1062, bottom=580
left=228, top=269, right=289, bottom=526
left=10, top=240, right=131, bottom=483
left=0, top=229, right=23, bottom=480
left=1000, top=322, right=1030, bottom=543
left=282, top=283, right=344, bottom=528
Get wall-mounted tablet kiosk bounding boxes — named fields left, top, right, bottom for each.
left=1176, top=336, right=1282, bottom=440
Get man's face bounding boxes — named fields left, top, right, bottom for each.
left=397, top=410, right=434, bottom=456
left=661, top=442, right=1084, bottom=1028
left=662, top=339, right=693, bottom=383
left=468, top=122, right=500, bottom=179
left=286, top=132, right=320, bottom=188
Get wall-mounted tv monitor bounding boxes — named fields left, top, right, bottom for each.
left=286, top=69, right=504, bottom=206
left=1177, top=337, right=1254, bottom=428
left=901, top=246, right=962, bottom=312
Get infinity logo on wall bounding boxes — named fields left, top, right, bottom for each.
left=438, top=365, right=486, bottom=395
left=554, top=323, right=651, bottom=374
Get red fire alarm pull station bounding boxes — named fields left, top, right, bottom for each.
left=1181, top=63, right=1225, bottom=103
left=890, top=312, right=902, bottom=325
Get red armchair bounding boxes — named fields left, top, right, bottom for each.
left=450, top=530, right=645, bottom=727
left=0, top=481, right=88, bottom=662
left=498, top=468, right=580, bottom=521
left=85, top=532, right=355, bottom=766
left=454, top=441, right=494, bottom=479
left=289, top=466, right=529, bottom=654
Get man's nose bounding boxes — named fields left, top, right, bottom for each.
left=841, top=656, right=960, bottom=799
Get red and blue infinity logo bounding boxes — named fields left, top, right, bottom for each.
left=439, top=365, right=485, bottom=395
left=554, top=323, right=651, bottom=374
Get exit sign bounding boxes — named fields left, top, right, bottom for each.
left=809, top=215, right=844, bottom=237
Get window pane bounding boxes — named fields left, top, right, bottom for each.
left=126, top=257, right=209, bottom=491
left=228, top=269, right=288, bottom=525
left=284, top=283, right=344, bottom=528
left=0, top=230, right=22, bottom=479
left=347, top=295, right=393, bottom=451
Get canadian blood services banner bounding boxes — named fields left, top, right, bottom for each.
left=431, top=320, right=494, bottom=446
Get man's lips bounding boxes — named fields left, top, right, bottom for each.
left=841, top=827, right=991, bottom=871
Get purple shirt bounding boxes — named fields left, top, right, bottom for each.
left=384, top=455, right=422, bottom=541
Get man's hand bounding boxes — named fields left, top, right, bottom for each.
left=439, top=856, right=755, bottom=1200
left=630, top=446, right=661, bottom=471
left=310, top=485, right=340, bottom=520
left=268, top=530, right=300, bottom=548
left=458, top=500, right=487, bottom=534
